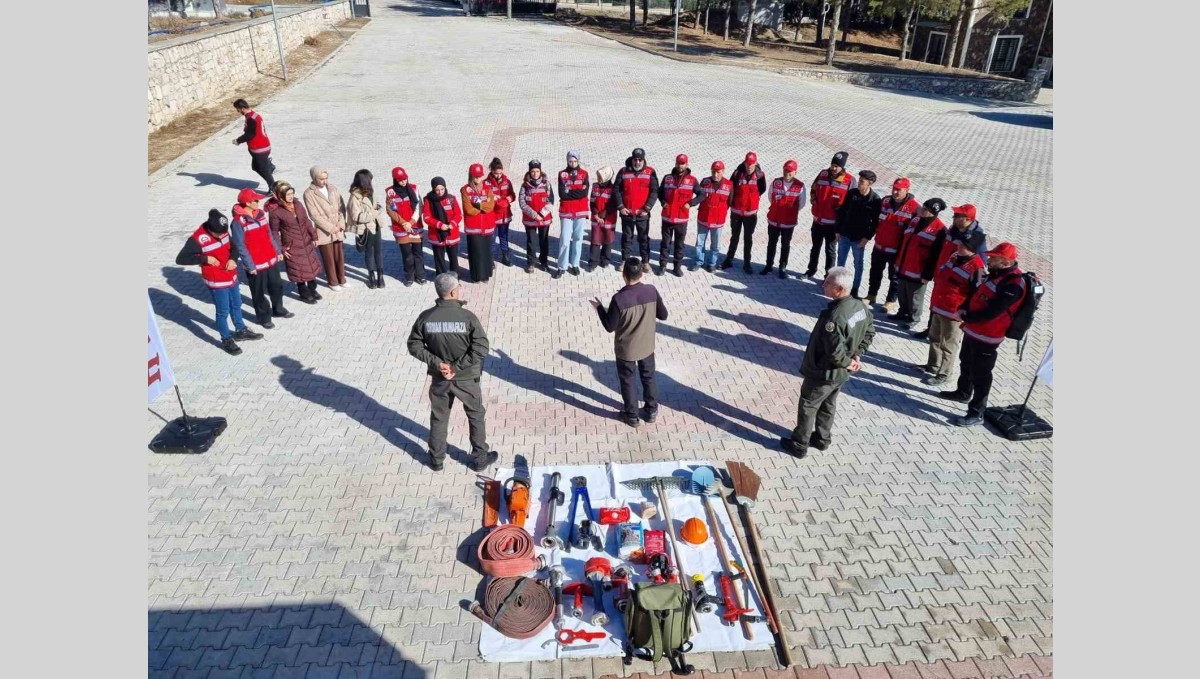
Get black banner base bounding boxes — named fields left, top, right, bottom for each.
left=984, top=405, right=1053, bottom=441
left=149, top=416, right=227, bottom=454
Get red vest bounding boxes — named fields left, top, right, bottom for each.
left=243, top=110, right=271, bottom=154
left=962, top=269, right=1028, bottom=345
left=930, top=254, right=985, bottom=319
left=696, top=177, right=732, bottom=229
left=896, top=216, right=946, bottom=280
left=423, top=194, right=462, bottom=246
left=767, top=178, right=805, bottom=228
left=876, top=195, right=919, bottom=252
left=618, top=165, right=655, bottom=212
left=660, top=171, right=698, bottom=224
left=811, top=169, right=853, bottom=225
left=231, top=206, right=278, bottom=271
left=730, top=167, right=764, bottom=216
left=484, top=174, right=515, bottom=225
left=591, top=183, right=617, bottom=228
left=385, top=185, right=422, bottom=238
left=462, top=183, right=496, bottom=236
left=559, top=168, right=589, bottom=219
left=191, top=225, right=238, bottom=289
left=521, top=178, right=553, bottom=228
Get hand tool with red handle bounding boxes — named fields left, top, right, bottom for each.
left=561, top=582, right=592, bottom=619
left=555, top=627, right=606, bottom=645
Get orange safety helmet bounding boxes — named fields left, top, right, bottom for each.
left=681, top=517, right=709, bottom=545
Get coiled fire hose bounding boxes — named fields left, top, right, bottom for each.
left=477, top=524, right=546, bottom=577
left=469, top=576, right=555, bottom=639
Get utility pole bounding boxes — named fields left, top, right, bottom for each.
left=674, top=0, right=680, bottom=50
left=507, top=0, right=512, bottom=19
left=269, top=0, right=288, bottom=80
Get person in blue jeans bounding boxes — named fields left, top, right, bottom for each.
left=691, top=160, right=732, bottom=272
left=175, top=209, right=263, bottom=355
left=834, top=170, right=881, bottom=298
left=554, top=150, right=591, bottom=278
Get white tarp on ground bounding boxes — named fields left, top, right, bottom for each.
left=479, top=460, right=775, bottom=662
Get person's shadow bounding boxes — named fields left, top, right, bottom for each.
left=269, top=355, right=473, bottom=469
left=712, top=281, right=829, bottom=319
left=176, top=171, right=263, bottom=190
left=488, top=348, right=622, bottom=418
left=161, top=264, right=258, bottom=317
left=149, top=288, right=220, bottom=349
left=847, top=369, right=957, bottom=426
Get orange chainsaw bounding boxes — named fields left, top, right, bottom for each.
left=503, top=455, right=532, bottom=528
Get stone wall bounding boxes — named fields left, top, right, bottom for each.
left=778, top=67, right=1041, bottom=103
left=147, top=1, right=352, bottom=133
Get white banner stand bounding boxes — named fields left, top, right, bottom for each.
left=984, top=340, right=1054, bottom=441
left=148, top=293, right=227, bottom=454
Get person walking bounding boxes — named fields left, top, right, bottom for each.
left=761, top=160, right=807, bottom=279
left=304, top=166, right=348, bottom=290
left=231, top=187, right=290, bottom=328
left=805, top=151, right=853, bottom=279
left=232, top=99, right=275, bottom=190
left=518, top=160, right=555, bottom=273
left=656, top=154, right=701, bottom=277
left=779, top=267, right=875, bottom=459
left=922, top=230, right=986, bottom=387
left=347, top=169, right=387, bottom=289
left=175, top=209, right=263, bottom=355
left=867, top=177, right=919, bottom=311
left=555, top=150, right=590, bottom=278
left=587, top=165, right=619, bottom=270
left=721, top=151, right=766, bottom=273
left=890, top=198, right=947, bottom=329
left=461, top=163, right=497, bottom=283
left=691, top=160, right=732, bottom=273
left=422, top=177, right=462, bottom=276
left=407, top=272, right=499, bottom=472
left=267, top=181, right=325, bottom=304
left=484, top=158, right=517, bottom=267
left=614, top=148, right=659, bottom=272
left=834, top=170, right=881, bottom=299
left=385, top=167, right=427, bottom=287
left=591, top=258, right=669, bottom=427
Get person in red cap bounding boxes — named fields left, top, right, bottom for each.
left=656, top=153, right=701, bottom=277
left=939, top=241, right=1029, bottom=427
left=461, top=163, right=497, bottom=283
left=385, top=167, right=427, bottom=287
left=614, top=148, right=659, bottom=272
left=922, top=230, right=986, bottom=387
left=518, top=159, right=555, bottom=273
left=805, top=151, right=853, bottom=279
left=423, top=177, right=462, bottom=275
left=911, top=202, right=986, bottom=339
left=231, top=187, right=290, bottom=328
left=175, top=208, right=263, bottom=355
left=891, top=198, right=947, bottom=329
left=722, top=151, right=767, bottom=273
left=761, top=159, right=807, bottom=279
left=868, top=177, right=920, bottom=311
left=232, top=99, right=275, bottom=190
left=692, top=160, right=732, bottom=272
left=484, top=158, right=517, bottom=267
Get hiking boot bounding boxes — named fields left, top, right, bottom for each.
left=639, top=407, right=658, bottom=424
left=938, top=391, right=970, bottom=403
left=620, top=414, right=641, bottom=428
left=672, top=265, right=683, bottom=277
left=430, top=456, right=445, bottom=472
left=472, top=450, right=500, bottom=472
left=808, top=434, right=830, bottom=451
left=779, top=437, right=808, bottom=459
left=234, top=328, right=263, bottom=341
left=759, top=265, right=774, bottom=275
left=719, top=259, right=733, bottom=270
left=221, top=338, right=242, bottom=356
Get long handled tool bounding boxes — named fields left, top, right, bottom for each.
left=725, top=461, right=794, bottom=667
left=691, top=467, right=753, bottom=640
left=621, top=475, right=702, bottom=634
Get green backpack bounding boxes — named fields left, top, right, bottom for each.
left=622, top=582, right=695, bottom=675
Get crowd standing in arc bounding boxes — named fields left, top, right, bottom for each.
left=175, top=102, right=1036, bottom=455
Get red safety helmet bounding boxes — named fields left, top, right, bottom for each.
left=469, top=163, right=485, bottom=178
left=745, top=151, right=758, bottom=165
left=711, top=160, right=725, bottom=172
left=893, top=177, right=911, bottom=190
left=952, top=203, right=977, bottom=221
left=676, top=154, right=689, bottom=165
left=783, top=159, right=798, bottom=172
left=985, top=242, right=1018, bottom=260
left=237, top=188, right=265, bottom=204
left=392, top=167, right=408, bottom=182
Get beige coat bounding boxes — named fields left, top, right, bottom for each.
left=346, top=188, right=386, bottom=235
left=303, top=182, right=347, bottom=245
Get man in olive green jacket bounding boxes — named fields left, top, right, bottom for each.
left=782, top=266, right=876, bottom=459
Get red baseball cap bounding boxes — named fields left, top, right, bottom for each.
left=745, top=151, right=758, bottom=165
left=893, top=177, right=911, bottom=190
left=469, top=163, right=485, bottom=178
left=952, top=203, right=977, bottom=221
left=392, top=167, right=408, bottom=182
left=237, top=188, right=265, bottom=204
left=783, top=159, right=798, bottom=172
left=711, top=160, right=725, bottom=171
left=676, top=154, right=689, bottom=165
left=985, top=242, right=1018, bottom=260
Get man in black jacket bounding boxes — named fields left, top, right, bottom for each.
left=407, top=273, right=498, bottom=471
left=591, top=258, right=669, bottom=427
left=834, top=170, right=881, bottom=299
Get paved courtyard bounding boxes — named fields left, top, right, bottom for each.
left=147, top=3, right=1053, bottom=678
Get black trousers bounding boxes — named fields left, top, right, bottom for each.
left=867, top=247, right=899, bottom=302
left=724, top=214, right=757, bottom=267
left=247, top=266, right=284, bottom=323
left=433, top=242, right=458, bottom=275
left=398, top=241, right=425, bottom=282
left=428, top=376, right=488, bottom=463
left=806, top=222, right=838, bottom=275
left=361, top=230, right=383, bottom=274
left=525, top=226, right=550, bottom=267
left=297, top=279, right=318, bottom=301
left=659, top=220, right=687, bottom=268
left=620, top=214, right=651, bottom=263
left=250, top=153, right=275, bottom=191
left=764, top=226, right=795, bottom=269
left=955, top=337, right=1000, bottom=418
left=790, top=378, right=843, bottom=450
left=616, top=353, right=658, bottom=418
left=467, top=234, right=494, bottom=282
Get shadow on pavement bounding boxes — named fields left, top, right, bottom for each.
left=489, top=348, right=623, bottom=417
left=149, top=287, right=220, bottom=349
left=969, top=111, right=1053, bottom=129
left=386, top=1, right=467, bottom=18
left=176, top=171, right=264, bottom=191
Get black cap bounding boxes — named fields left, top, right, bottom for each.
left=632, top=147, right=646, bottom=159
left=858, top=170, right=877, bottom=183
left=962, top=230, right=987, bottom=254
left=528, top=159, right=541, bottom=169
left=832, top=151, right=849, bottom=167
left=206, top=209, right=228, bottom=230
left=489, top=157, right=504, bottom=170
left=923, top=197, right=947, bottom=214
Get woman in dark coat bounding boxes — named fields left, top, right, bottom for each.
left=267, top=181, right=324, bottom=304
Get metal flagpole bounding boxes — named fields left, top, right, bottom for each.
left=269, top=0, right=288, bottom=80
left=173, top=385, right=194, bottom=433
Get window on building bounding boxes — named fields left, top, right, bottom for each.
left=1014, top=1, right=1034, bottom=20
left=988, top=35, right=1023, bottom=73
left=925, top=31, right=948, bottom=65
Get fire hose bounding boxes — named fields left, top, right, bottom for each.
left=477, top=525, right=546, bottom=577
left=469, top=576, right=556, bottom=640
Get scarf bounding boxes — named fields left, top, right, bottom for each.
left=425, top=177, right=450, bottom=239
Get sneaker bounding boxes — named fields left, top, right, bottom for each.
left=759, top=266, right=774, bottom=275
left=779, top=437, right=808, bottom=459
left=671, top=266, right=683, bottom=277
left=865, top=296, right=877, bottom=305
left=273, top=309, right=294, bottom=319
left=221, top=337, right=242, bottom=355
left=719, top=260, right=733, bottom=270
left=260, top=319, right=275, bottom=329
left=570, top=267, right=580, bottom=276
left=778, top=269, right=788, bottom=279
left=938, top=391, right=970, bottom=403
left=882, top=301, right=898, bottom=314
left=234, top=328, right=263, bottom=341
left=472, top=450, right=500, bottom=472
left=702, top=264, right=714, bottom=273
left=620, top=414, right=641, bottom=428
left=639, top=407, right=658, bottom=424
left=954, top=415, right=985, bottom=427
left=552, top=269, right=564, bottom=279
left=803, top=271, right=816, bottom=279
left=404, top=280, right=413, bottom=287
left=417, top=278, right=427, bottom=285
left=329, top=284, right=342, bottom=292
left=808, top=434, right=830, bottom=451
left=923, top=375, right=950, bottom=386
left=688, top=263, right=699, bottom=272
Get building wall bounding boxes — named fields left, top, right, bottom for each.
left=964, top=0, right=1053, bottom=76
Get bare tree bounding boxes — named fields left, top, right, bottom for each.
left=724, top=0, right=731, bottom=40
left=899, top=0, right=917, bottom=61
left=825, top=0, right=843, bottom=65
left=944, top=0, right=965, bottom=67
left=629, top=0, right=636, bottom=29
left=743, top=0, right=759, bottom=47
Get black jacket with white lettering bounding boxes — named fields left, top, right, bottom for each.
left=407, top=298, right=490, bottom=381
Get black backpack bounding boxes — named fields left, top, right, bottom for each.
left=1005, top=271, right=1045, bottom=342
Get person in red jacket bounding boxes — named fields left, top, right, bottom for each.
left=174, top=209, right=263, bottom=355
left=386, top=167, right=426, bottom=287
left=518, top=160, right=555, bottom=273
left=691, top=160, right=732, bottom=273
left=423, top=177, right=463, bottom=276
left=232, top=99, right=275, bottom=191
left=761, top=160, right=808, bottom=279
left=805, top=151, right=853, bottom=279
left=461, top=163, right=497, bottom=283
left=921, top=230, right=986, bottom=387
left=614, top=147, right=659, bottom=272
left=721, top=151, right=767, bottom=273
left=484, top=158, right=517, bottom=267
left=890, top=198, right=947, bottom=329
left=939, top=242, right=1028, bottom=427
left=867, top=177, right=919, bottom=311
left=656, top=154, right=702, bottom=277
left=556, top=150, right=590, bottom=278
left=231, top=187, right=290, bottom=329
left=588, top=165, right=618, bottom=270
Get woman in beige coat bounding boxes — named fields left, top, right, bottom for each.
left=346, top=169, right=387, bottom=289
left=303, top=165, right=348, bottom=289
